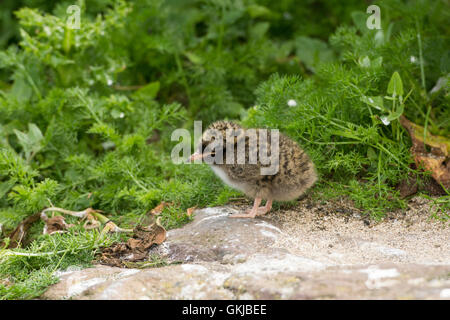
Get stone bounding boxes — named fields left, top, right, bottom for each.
left=42, top=202, right=450, bottom=300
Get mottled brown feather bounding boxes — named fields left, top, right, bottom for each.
left=198, top=121, right=317, bottom=202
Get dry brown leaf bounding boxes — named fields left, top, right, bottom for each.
left=127, top=238, right=141, bottom=250
left=152, top=217, right=167, bottom=245
left=414, top=154, right=450, bottom=189
left=400, top=115, right=450, bottom=190
left=186, top=206, right=197, bottom=217
left=42, top=215, right=74, bottom=235
left=6, top=213, right=41, bottom=248
left=150, top=201, right=172, bottom=215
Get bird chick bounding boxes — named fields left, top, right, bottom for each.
left=189, top=121, right=317, bottom=218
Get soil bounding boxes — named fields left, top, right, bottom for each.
left=226, top=195, right=449, bottom=266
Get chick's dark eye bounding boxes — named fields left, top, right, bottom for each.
left=201, top=141, right=209, bottom=153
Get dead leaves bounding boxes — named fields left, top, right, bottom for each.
left=97, top=201, right=198, bottom=268
left=41, top=214, right=74, bottom=235
left=144, top=202, right=196, bottom=224
left=400, top=115, right=450, bottom=190
left=98, top=202, right=171, bottom=267
left=2, top=206, right=133, bottom=249
left=5, top=212, right=41, bottom=249
left=150, top=201, right=172, bottom=215
left=186, top=206, right=197, bottom=217
left=1, top=203, right=170, bottom=270
left=98, top=217, right=167, bottom=268
left=2, top=201, right=196, bottom=264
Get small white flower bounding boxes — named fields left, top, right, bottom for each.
left=410, top=56, right=417, bottom=63
left=380, top=116, right=390, bottom=126
left=119, top=112, right=125, bottom=118
left=102, top=141, right=116, bottom=150
left=287, top=99, right=297, bottom=107
left=107, top=78, right=113, bottom=86
left=368, top=98, right=374, bottom=103
left=44, top=26, right=51, bottom=36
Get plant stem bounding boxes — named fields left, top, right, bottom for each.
left=416, top=21, right=426, bottom=90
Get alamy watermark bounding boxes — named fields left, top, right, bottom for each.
left=366, top=5, right=381, bottom=30
left=171, top=121, right=280, bottom=175
left=66, top=5, right=80, bottom=29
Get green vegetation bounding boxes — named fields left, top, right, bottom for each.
left=0, top=0, right=449, bottom=299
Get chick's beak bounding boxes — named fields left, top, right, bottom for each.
left=188, top=151, right=204, bottom=162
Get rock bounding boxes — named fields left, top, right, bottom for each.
left=42, top=205, right=450, bottom=300
left=150, top=207, right=285, bottom=263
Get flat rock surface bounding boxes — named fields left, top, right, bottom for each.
left=42, top=197, right=450, bottom=300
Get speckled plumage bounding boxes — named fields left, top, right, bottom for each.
left=195, top=121, right=317, bottom=218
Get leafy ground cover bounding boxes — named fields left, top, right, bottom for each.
left=0, top=0, right=448, bottom=299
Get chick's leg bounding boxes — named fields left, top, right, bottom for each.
left=256, top=199, right=272, bottom=216
left=245, top=199, right=272, bottom=216
left=230, top=197, right=261, bottom=218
